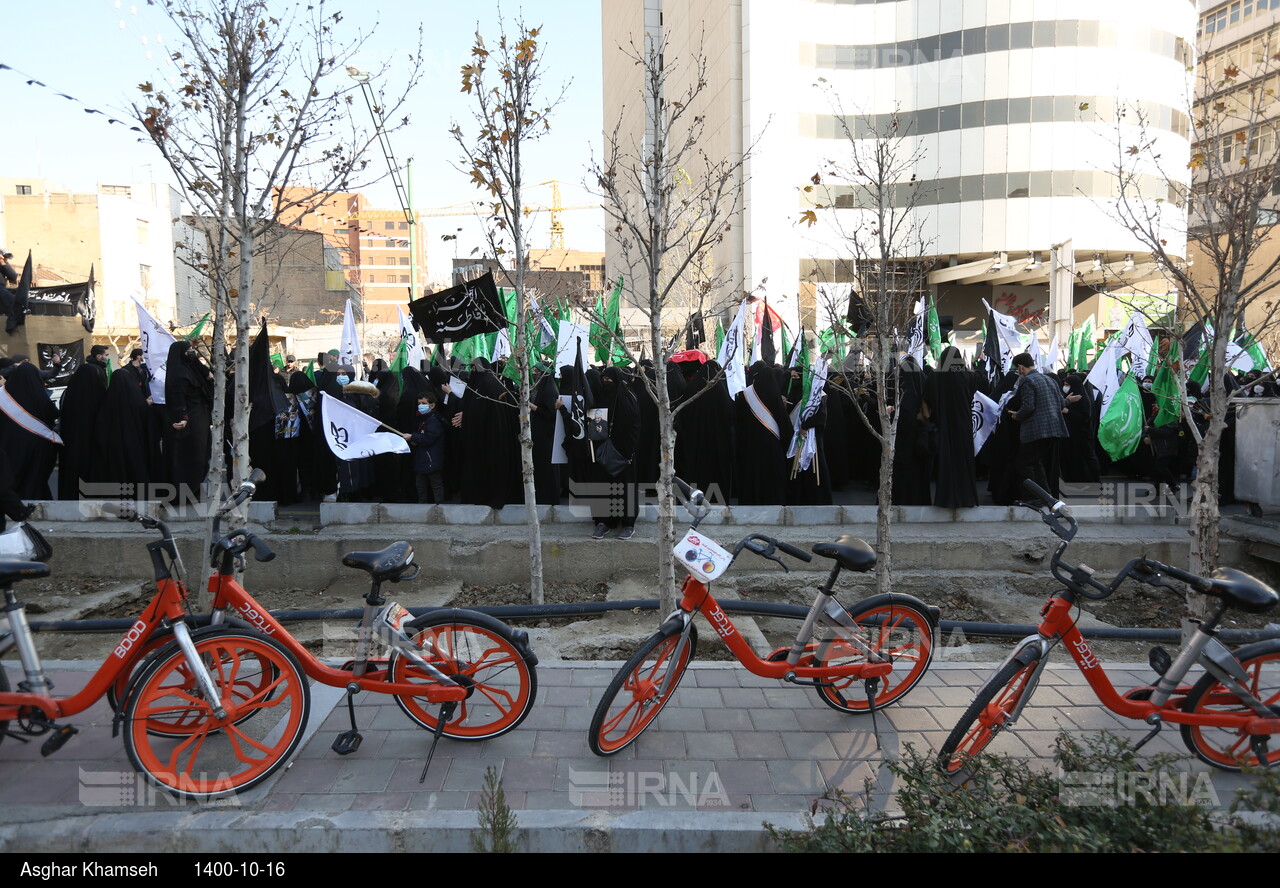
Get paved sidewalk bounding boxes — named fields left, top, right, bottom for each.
left=0, top=659, right=1264, bottom=852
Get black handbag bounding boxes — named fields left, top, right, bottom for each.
left=594, top=439, right=631, bottom=477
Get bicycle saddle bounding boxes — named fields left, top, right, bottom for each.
left=1205, top=568, right=1279, bottom=614
left=341, top=541, right=416, bottom=582
left=0, top=560, right=51, bottom=586
left=811, top=536, right=877, bottom=573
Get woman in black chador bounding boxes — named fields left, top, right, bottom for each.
left=591, top=365, right=640, bottom=539
left=891, top=355, right=933, bottom=506
left=163, top=341, right=214, bottom=507
left=673, top=358, right=735, bottom=503
left=1059, top=373, right=1101, bottom=483
left=100, top=367, right=151, bottom=488
left=458, top=359, right=521, bottom=509
left=734, top=361, right=790, bottom=505
left=926, top=346, right=979, bottom=508
left=0, top=363, right=60, bottom=500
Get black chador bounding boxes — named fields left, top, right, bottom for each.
left=56, top=354, right=109, bottom=499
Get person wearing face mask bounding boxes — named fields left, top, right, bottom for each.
left=1059, top=374, right=1100, bottom=483
left=403, top=391, right=446, bottom=504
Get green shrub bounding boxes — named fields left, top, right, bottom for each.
left=769, top=732, right=1277, bottom=853
left=471, top=766, right=518, bottom=853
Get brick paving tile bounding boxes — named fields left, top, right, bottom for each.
left=569, top=670, right=613, bottom=687
left=882, top=707, right=945, bottom=732
left=713, top=760, right=772, bottom=794
left=761, top=687, right=818, bottom=709
left=648, top=707, right=706, bottom=732
left=554, top=757, right=609, bottom=793
left=689, top=670, right=744, bottom=688
left=519, top=705, right=567, bottom=731
left=705, top=709, right=754, bottom=732
left=407, top=791, right=472, bottom=810
left=292, top=792, right=356, bottom=812
left=749, top=793, right=820, bottom=813
left=390, top=758, right=449, bottom=792
left=779, top=732, right=840, bottom=761
left=817, top=759, right=879, bottom=794
left=443, top=758, right=501, bottom=792
left=498, top=758, right=557, bottom=791
left=732, top=732, right=788, bottom=760
left=720, top=687, right=769, bottom=708
left=766, top=760, right=827, bottom=796
left=350, top=791, right=413, bottom=812
left=633, top=731, right=687, bottom=760
left=271, top=758, right=343, bottom=794
left=684, top=731, right=737, bottom=760
left=670, top=688, right=724, bottom=708
left=532, top=730, right=589, bottom=758
left=481, top=729, right=538, bottom=758
left=748, top=709, right=803, bottom=732
left=794, top=708, right=857, bottom=731
left=256, top=792, right=301, bottom=812
left=823, top=731, right=881, bottom=761
left=535, top=667, right=575, bottom=686
left=333, top=758, right=399, bottom=794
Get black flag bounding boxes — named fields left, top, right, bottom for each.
left=408, top=271, right=505, bottom=343
left=845, top=287, right=872, bottom=337
left=249, top=319, right=287, bottom=430
left=760, top=297, right=777, bottom=364
left=5, top=251, right=32, bottom=334
left=684, top=313, right=706, bottom=350
left=37, top=340, right=83, bottom=386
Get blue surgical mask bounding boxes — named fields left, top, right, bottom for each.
left=336, top=375, right=350, bottom=386
left=418, top=404, right=431, bottom=414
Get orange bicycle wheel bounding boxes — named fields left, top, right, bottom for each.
left=123, top=629, right=309, bottom=799
left=1181, top=640, right=1280, bottom=771
left=389, top=612, right=537, bottom=741
left=589, top=623, right=697, bottom=756
left=938, top=651, right=1041, bottom=775
left=813, top=600, right=934, bottom=713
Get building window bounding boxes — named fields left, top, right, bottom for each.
left=139, top=264, right=152, bottom=290
left=399, top=275, right=409, bottom=284
left=399, top=257, right=410, bottom=266
left=398, top=222, right=409, bottom=230
left=137, top=219, right=150, bottom=245
left=384, top=221, right=395, bottom=231
left=15, top=184, right=31, bottom=195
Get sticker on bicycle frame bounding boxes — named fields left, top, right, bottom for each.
left=674, top=530, right=732, bottom=582
left=378, top=602, right=412, bottom=636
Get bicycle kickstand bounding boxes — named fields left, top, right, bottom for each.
left=332, top=683, right=363, bottom=756
left=419, top=701, right=457, bottom=784
left=864, top=678, right=882, bottom=751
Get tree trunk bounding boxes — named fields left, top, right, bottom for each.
left=511, top=171, right=545, bottom=606
left=656, top=358, right=679, bottom=615
left=875, top=427, right=894, bottom=595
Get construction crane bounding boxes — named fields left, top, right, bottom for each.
left=412, top=180, right=597, bottom=251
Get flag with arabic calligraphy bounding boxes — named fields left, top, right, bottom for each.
left=408, top=272, right=506, bottom=343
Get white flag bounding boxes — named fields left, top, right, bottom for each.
left=1085, top=340, right=1126, bottom=416
left=341, top=299, right=362, bottom=377
left=971, top=391, right=1000, bottom=455
left=982, top=299, right=1022, bottom=371
left=396, top=307, right=426, bottom=368
left=319, top=391, right=408, bottom=460
left=1025, top=330, right=1044, bottom=371
left=787, top=358, right=829, bottom=470
left=718, top=298, right=750, bottom=401
left=907, top=299, right=927, bottom=366
left=1115, top=312, right=1154, bottom=379
left=528, top=294, right=557, bottom=348
left=555, top=322, right=591, bottom=372
left=1047, top=333, right=1061, bottom=372
left=491, top=328, right=512, bottom=364
left=135, top=298, right=175, bottom=404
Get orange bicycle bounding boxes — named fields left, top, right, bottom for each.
left=0, top=523, right=309, bottom=799
left=939, top=480, right=1280, bottom=774
left=109, top=471, right=537, bottom=768
left=589, top=479, right=939, bottom=756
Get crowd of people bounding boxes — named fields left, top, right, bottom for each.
left=0, top=336, right=1273, bottom=535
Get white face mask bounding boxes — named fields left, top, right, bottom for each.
left=1254, top=385, right=1264, bottom=395
left=1062, top=385, right=1071, bottom=394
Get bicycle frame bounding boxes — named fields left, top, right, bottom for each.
left=669, top=574, right=896, bottom=683
left=205, top=571, right=467, bottom=704
left=0, top=571, right=224, bottom=723
left=1000, top=587, right=1280, bottom=738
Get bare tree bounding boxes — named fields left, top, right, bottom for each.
left=452, top=17, right=565, bottom=606
left=1098, top=38, right=1280, bottom=584
left=802, top=107, right=936, bottom=595
left=135, top=0, right=420, bottom=507
left=593, top=35, right=753, bottom=612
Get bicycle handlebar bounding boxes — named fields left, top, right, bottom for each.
left=735, top=532, right=813, bottom=570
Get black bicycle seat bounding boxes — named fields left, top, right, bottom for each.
left=1206, top=568, right=1279, bottom=614
left=0, top=560, right=51, bottom=586
left=341, top=541, right=416, bottom=582
left=811, top=536, right=877, bottom=573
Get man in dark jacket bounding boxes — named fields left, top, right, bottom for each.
left=1008, top=352, right=1069, bottom=497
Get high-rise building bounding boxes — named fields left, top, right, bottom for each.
left=276, top=188, right=428, bottom=324
left=603, top=0, right=1196, bottom=351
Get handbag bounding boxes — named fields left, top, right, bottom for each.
left=594, top=439, right=631, bottom=477
left=0, top=522, right=53, bottom=563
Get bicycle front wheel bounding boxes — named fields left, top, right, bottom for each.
left=589, top=622, right=696, bottom=757
left=813, top=599, right=935, bottom=713
left=1181, top=640, right=1280, bottom=771
left=938, top=650, right=1041, bottom=775
left=123, top=629, right=310, bottom=799
left=389, top=611, right=537, bottom=741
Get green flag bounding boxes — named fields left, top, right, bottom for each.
left=430, top=343, right=445, bottom=368
left=1066, top=329, right=1081, bottom=370
left=714, top=318, right=725, bottom=355
left=185, top=312, right=210, bottom=342
left=1074, top=317, right=1095, bottom=370
left=926, top=294, right=943, bottom=361
left=304, top=359, right=316, bottom=386
left=390, top=335, right=409, bottom=396
left=1151, top=343, right=1181, bottom=428
left=591, top=276, right=627, bottom=365
left=1098, top=373, right=1144, bottom=461
left=781, top=325, right=791, bottom=364
left=270, top=352, right=285, bottom=370
left=1236, top=326, right=1270, bottom=372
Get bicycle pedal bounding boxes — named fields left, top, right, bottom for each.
left=40, top=724, right=78, bottom=757
left=331, top=730, right=363, bottom=756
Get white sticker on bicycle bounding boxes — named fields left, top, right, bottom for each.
left=674, top=531, right=732, bottom=582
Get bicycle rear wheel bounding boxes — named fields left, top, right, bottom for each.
left=813, top=599, right=934, bottom=713
left=589, top=622, right=696, bottom=757
left=1181, top=640, right=1280, bottom=771
left=123, top=629, right=309, bottom=799
left=389, top=611, right=537, bottom=741
left=938, top=650, right=1041, bottom=774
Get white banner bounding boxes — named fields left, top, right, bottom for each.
left=319, top=391, right=408, bottom=460
left=1085, top=340, right=1126, bottom=416
left=135, top=298, right=175, bottom=404
left=341, top=299, right=362, bottom=378
left=718, top=298, right=750, bottom=401
left=983, top=299, right=1022, bottom=372
left=972, top=390, right=1000, bottom=455
left=1115, top=312, right=1154, bottom=379
left=396, top=307, right=426, bottom=368
left=555, top=322, right=591, bottom=373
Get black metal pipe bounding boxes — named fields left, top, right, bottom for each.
left=21, top=599, right=1280, bottom=646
